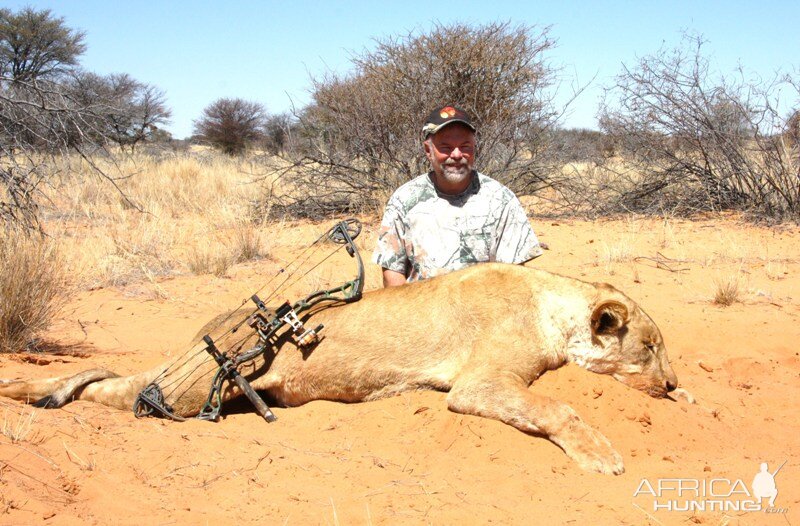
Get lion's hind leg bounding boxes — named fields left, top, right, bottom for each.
left=446, top=369, right=624, bottom=475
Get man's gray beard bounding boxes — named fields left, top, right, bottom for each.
left=440, top=161, right=471, bottom=186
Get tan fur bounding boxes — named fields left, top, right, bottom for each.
left=0, top=264, right=678, bottom=475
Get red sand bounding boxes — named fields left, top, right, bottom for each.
left=1, top=216, right=798, bottom=525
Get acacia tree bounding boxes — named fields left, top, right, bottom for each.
left=67, top=71, right=171, bottom=151
left=0, top=7, right=85, bottom=82
left=193, top=98, right=266, bottom=155
left=1, top=7, right=90, bottom=228
left=0, top=7, right=154, bottom=229
left=270, top=22, right=563, bottom=218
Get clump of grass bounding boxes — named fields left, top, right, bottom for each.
left=187, top=244, right=232, bottom=277
left=603, top=241, right=634, bottom=263
left=765, top=259, right=788, bottom=281
left=230, top=220, right=267, bottom=263
left=596, top=236, right=636, bottom=274
left=658, top=216, right=677, bottom=249
left=713, top=275, right=740, bottom=306
left=1, top=406, right=41, bottom=444
left=0, top=230, right=69, bottom=353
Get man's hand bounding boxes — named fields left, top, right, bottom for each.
left=382, top=269, right=407, bottom=288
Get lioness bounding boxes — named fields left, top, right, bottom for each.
left=0, top=263, right=677, bottom=475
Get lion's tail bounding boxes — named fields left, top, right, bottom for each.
left=0, top=368, right=159, bottom=411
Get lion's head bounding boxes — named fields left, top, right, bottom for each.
left=570, top=285, right=678, bottom=398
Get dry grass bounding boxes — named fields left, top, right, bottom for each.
left=765, top=260, right=789, bottom=280
left=5, top=147, right=788, bottom=352
left=37, top=152, right=274, bottom=287
left=230, top=220, right=268, bottom=262
left=187, top=243, right=232, bottom=277
left=1, top=406, right=41, bottom=444
left=0, top=230, right=69, bottom=353
left=712, top=274, right=741, bottom=306
left=600, top=239, right=635, bottom=264
left=596, top=230, right=637, bottom=273
left=657, top=217, right=677, bottom=250
left=0, top=151, right=287, bottom=356
left=62, top=441, right=96, bottom=471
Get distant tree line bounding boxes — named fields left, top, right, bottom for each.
left=3, top=7, right=798, bottom=226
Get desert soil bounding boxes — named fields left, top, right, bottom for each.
left=1, top=214, right=798, bottom=525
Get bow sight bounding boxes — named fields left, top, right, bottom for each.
left=133, top=218, right=365, bottom=422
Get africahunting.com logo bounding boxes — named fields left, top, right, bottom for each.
left=633, top=461, right=788, bottom=514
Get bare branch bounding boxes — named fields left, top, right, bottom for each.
left=562, top=33, right=800, bottom=220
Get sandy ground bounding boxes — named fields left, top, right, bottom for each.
left=1, top=215, right=799, bottom=525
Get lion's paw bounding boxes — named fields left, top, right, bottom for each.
left=559, top=425, right=625, bottom=475
left=575, top=445, right=625, bottom=475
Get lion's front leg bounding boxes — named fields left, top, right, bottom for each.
left=446, top=371, right=624, bottom=475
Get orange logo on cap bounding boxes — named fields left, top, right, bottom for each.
left=440, top=107, right=456, bottom=119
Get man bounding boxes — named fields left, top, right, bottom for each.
left=373, top=105, right=543, bottom=287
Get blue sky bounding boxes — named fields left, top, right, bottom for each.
left=7, top=1, right=797, bottom=139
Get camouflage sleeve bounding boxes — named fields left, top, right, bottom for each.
left=372, top=197, right=409, bottom=274
left=493, top=195, right=543, bottom=264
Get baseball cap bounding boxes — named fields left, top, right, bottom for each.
left=422, top=105, right=476, bottom=138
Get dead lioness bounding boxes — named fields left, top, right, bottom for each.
left=0, top=263, right=678, bottom=475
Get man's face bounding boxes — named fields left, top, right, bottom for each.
left=424, top=123, right=476, bottom=191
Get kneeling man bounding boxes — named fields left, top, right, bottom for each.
left=374, top=105, right=543, bottom=287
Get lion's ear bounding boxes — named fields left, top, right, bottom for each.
left=591, top=300, right=630, bottom=335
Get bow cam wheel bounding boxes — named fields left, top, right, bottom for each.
left=329, top=218, right=362, bottom=244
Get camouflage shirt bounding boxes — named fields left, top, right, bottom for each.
left=373, top=171, right=543, bottom=282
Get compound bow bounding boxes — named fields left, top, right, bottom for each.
left=133, top=218, right=364, bottom=422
